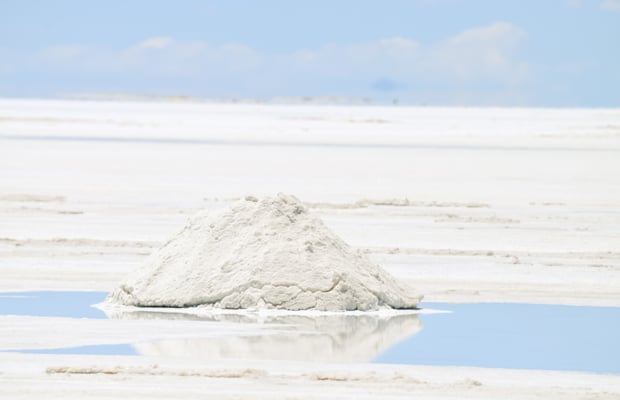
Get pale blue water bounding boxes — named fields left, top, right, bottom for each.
left=374, top=302, right=620, bottom=374
left=1, top=291, right=619, bottom=373
left=0, top=291, right=107, bottom=319
left=18, top=343, right=138, bottom=356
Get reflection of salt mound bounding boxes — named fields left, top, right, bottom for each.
left=106, top=310, right=422, bottom=362
left=107, top=194, right=421, bottom=311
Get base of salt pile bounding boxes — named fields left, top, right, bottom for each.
left=107, top=194, right=421, bottom=311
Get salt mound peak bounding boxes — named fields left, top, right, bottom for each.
left=107, top=193, right=421, bottom=311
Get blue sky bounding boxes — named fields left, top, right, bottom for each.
left=1, top=0, right=619, bottom=106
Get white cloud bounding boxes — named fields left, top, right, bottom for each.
left=39, top=45, right=87, bottom=62
left=35, top=45, right=115, bottom=72
left=22, top=21, right=528, bottom=102
left=600, top=0, right=620, bottom=11
left=430, top=22, right=528, bottom=81
left=448, top=22, right=525, bottom=45
left=281, top=22, right=527, bottom=85
left=138, top=37, right=174, bottom=49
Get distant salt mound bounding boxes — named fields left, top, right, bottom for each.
left=107, top=194, right=421, bottom=311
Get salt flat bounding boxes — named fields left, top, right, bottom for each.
left=0, top=99, right=619, bottom=398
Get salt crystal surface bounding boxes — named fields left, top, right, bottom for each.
left=107, top=194, right=421, bottom=311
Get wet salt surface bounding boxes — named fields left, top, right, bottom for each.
left=1, top=291, right=619, bottom=374
left=375, top=302, right=620, bottom=374
left=18, top=343, right=138, bottom=356
left=0, top=291, right=107, bottom=319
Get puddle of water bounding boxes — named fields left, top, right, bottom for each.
left=0, top=291, right=107, bottom=319
left=109, top=310, right=422, bottom=363
left=0, top=291, right=422, bottom=363
left=14, top=343, right=138, bottom=356
left=2, top=292, right=619, bottom=373
left=374, top=302, right=620, bottom=374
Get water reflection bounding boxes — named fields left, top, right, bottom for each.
left=375, top=302, right=620, bottom=374
left=104, top=309, right=422, bottom=363
left=5, top=292, right=619, bottom=372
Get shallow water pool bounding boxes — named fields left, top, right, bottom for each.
left=18, top=343, right=138, bottom=356
left=0, top=291, right=107, bottom=319
left=1, top=291, right=619, bottom=374
left=375, top=302, right=620, bottom=374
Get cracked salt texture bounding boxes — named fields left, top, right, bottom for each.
left=107, top=194, right=421, bottom=311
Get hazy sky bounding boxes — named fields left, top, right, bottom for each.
left=1, top=0, right=619, bottom=106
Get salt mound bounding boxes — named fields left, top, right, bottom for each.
left=107, top=194, right=421, bottom=311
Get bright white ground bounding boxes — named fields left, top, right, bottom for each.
left=0, top=99, right=619, bottom=398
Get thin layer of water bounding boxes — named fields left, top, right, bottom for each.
left=0, top=291, right=107, bottom=319
left=16, top=343, right=138, bottom=356
left=1, top=291, right=618, bottom=373
left=375, top=302, right=620, bottom=374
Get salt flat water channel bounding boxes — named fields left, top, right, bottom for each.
left=1, top=291, right=618, bottom=374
